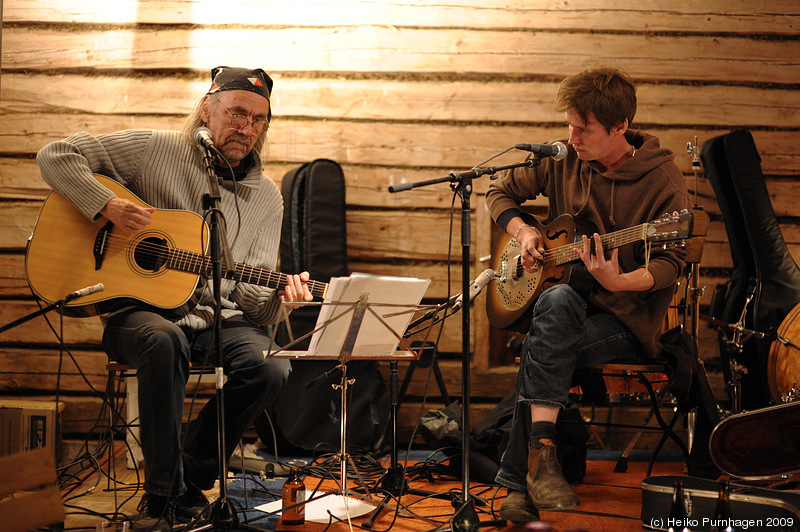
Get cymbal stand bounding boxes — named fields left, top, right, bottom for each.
left=720, top=284, right=762, bottom=414
left=685, top=138, right=705, bottom=343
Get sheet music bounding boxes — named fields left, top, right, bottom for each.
left=306, top=273, right=430, bottom=358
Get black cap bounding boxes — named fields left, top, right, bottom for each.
left=207, top=66, right=273, bottom=101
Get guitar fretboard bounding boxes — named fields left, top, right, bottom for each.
left=168, top=248, right=329, bottom=298
left=543, top=223, right=649, bottom=266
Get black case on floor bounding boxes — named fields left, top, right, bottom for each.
left=641, top=475, right=800, bottom=531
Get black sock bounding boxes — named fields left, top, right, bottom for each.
left=529, top=421, right=557, bottom=449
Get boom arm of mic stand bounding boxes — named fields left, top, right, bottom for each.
left=388, top=158, right=542, bottom=193
left=0, top=295, right=84, bottom=335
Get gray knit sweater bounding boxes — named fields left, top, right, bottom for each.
left=36, top=129, right=285, bottom=330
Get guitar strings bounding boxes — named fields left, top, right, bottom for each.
left=531, top=223, right=648, bottom=266
left=94, top=232, right=328, bottom=297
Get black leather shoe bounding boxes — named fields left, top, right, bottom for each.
left=498, top=490, right=540, bottom=524
left=176, top=484, right=210, bottom=523
left=133, top=493, right=174, bottom=532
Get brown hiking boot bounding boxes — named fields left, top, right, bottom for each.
left=526, top=440, right=580, bottom=510
left=498, top=490, right=540, bottom=524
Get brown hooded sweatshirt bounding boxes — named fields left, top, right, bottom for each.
left=486, top=130, right=691, bottom=358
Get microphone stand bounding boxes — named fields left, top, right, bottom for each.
left=0, top=298, right=73, bottom=335
left=0, top=285, right=105, bottom=334
left=191, top=146, right=258, bottom=531
left=389, top=158, right=541, bottom=532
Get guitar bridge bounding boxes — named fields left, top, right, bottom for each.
left=93, top=221, right=113, bottom=270
left=497, top=259, right=510, bottom=282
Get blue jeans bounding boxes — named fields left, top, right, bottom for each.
left=103, top=311, right=291, bottom=497
left=495, top=284, right=644, bottom=492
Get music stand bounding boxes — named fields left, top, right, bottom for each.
left=261, top=274, right=431, bottom=522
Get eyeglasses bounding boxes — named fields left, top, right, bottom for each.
left=218, top=102, right=269, bottom=133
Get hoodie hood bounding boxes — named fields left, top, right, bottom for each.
left=574, top=129, right=676, bottom=227
left=605, top=130, right=677, bottom=183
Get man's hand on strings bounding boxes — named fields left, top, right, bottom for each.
left=279, top=272, right=313, bottom=309
left=516, top=224, right=545, bottom=273
left=575, top=233, right=622, bottom=291
left=101, top=197, right=154, bottom=234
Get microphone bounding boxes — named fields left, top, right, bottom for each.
left=514, top=141, right=568, bottom=161
left=64, top=283, right=105, bottom=302
left=193, top=127, right=218, bottom=152
left=450, top=269, right=495, bottom=312
left=404, top=269, right=495, bottom=332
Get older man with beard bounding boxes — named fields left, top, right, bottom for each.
left=36, top=66, right=312, bottom=532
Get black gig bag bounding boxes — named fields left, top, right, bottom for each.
left=261, top=159, right=389, bottom=456
left=278, top=158, right=348, bottom=347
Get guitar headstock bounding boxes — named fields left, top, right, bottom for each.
left=647, top=209, right=693, bottom=243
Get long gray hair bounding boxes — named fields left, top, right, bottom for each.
left=181, top=92, right=269, bottom=158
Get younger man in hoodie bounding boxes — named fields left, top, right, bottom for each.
left=485, top=67, right=691, bottom=523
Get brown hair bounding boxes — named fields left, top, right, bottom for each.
left=555, top=67, right=637, bottom=131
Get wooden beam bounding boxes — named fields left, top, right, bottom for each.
left=4, top=0, right=798, bottom=35
left=4, top=27, right=799, bottom=85
left=4, top=74, right=798, bottom=129
left=2, top=115, right=799, bottom=175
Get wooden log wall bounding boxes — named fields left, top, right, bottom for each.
left=1, top=0, right=799, bottom=447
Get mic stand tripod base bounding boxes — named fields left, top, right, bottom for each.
left=361, top=464, right=457, bottom=530
left=187, top=493, right=267, bottom=532
left=436, top=497, right=505, bottom=532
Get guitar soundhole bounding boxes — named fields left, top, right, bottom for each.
left=133, top=236, right=170, bottom=273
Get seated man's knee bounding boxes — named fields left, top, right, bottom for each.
left=260, top=358, right=291, bottom=389
left=536, top=284, right=583, bottom=310
left=241, top=355, right=291, bottom=391
left=540, top=284, right=576, bottom=302
left=138, top=322, right=187, bottom=360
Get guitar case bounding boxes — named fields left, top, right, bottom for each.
left=709, top=401, right=800, bottom=480
left=259, top=159, right=389, bottom=455
left=641, top=475, right=800, bottom=531
left=701, top=130, right=800, bottom=410
left=278, top=158, right=349, bottom=348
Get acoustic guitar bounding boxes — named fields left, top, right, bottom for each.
left=25, top=174, right=328, bottom=318
left=486, top=210, right=694, bottom=332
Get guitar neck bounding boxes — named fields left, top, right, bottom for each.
left=547, top=223, right=648, bottom=265
left=169, top=248, right=328, bottom=298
